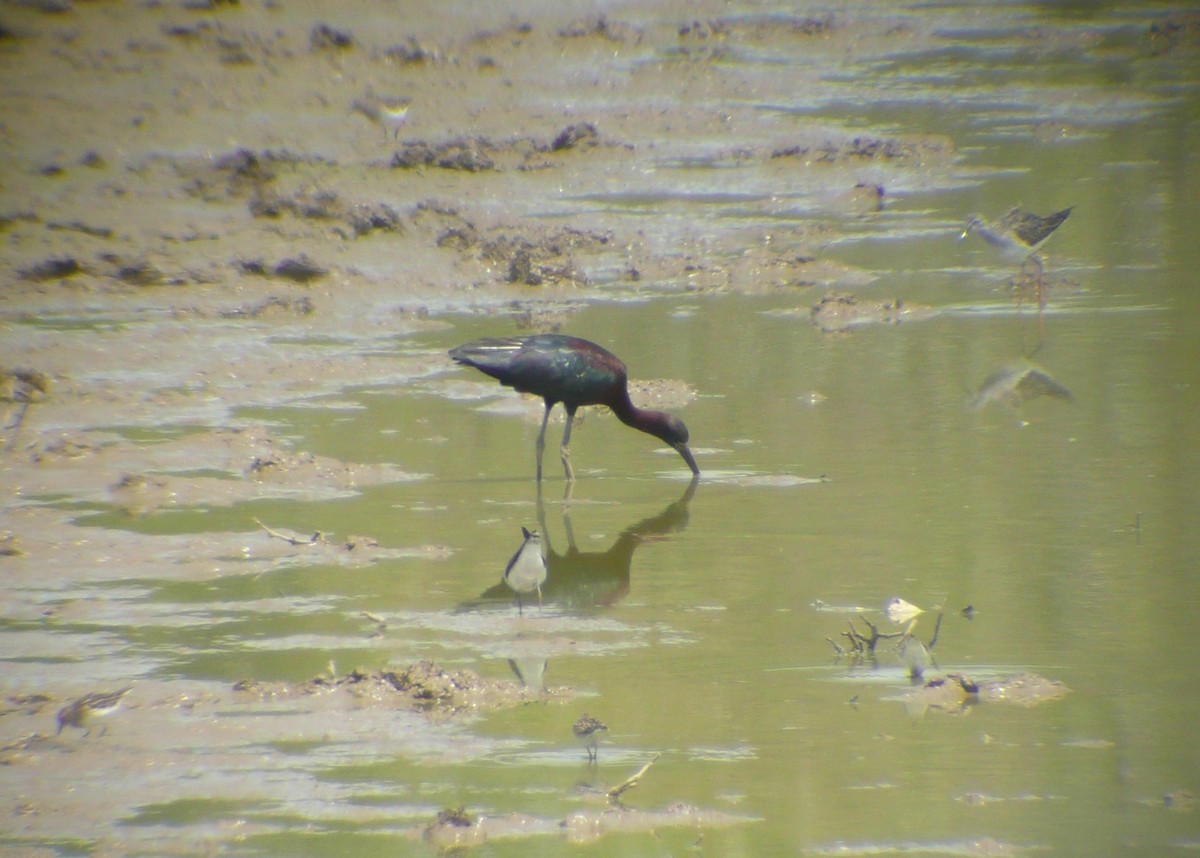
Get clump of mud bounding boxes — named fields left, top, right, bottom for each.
left=810, top=292, right=936, bottom=333
left=234, top=660, right=572, bottom=715
left=899, top=672, right=1071, bottom=714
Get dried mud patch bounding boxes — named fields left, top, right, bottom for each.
left=234, top=660, right=572, bottom=716
left=5, top=426, right=425, bottom=511
left=896, top=672, right=1071, bottom=714
left=810, top=291, right=938, bottom=333
left=0, top=670, right=569, bottom=851
left=424, top=800, right=758, bottom=849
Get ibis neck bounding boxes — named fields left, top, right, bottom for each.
left=609, top=390, right=668, bottom=438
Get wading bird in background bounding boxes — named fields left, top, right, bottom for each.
left=962, top=206, right=1073, bottom=310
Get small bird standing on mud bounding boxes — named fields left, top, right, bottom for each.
left=504, top=526, right=547, bottom=616
left=56, top=686, right=133, bottom=737
left=352, top=92, right=412, bottom=141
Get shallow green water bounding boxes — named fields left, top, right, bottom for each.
left=259, top=288, right=1196, bottom=854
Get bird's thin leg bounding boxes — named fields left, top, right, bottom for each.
left=1032, top=253, right=1046, bottom=311
left=560, top=406, right=578, bottom=483
left=516, top=594, right=524, bottom=617
left=536, top=484, right=550, bottom=540
left=1016, top=257, right=1038, bottom=313
left=535, top=401, right=554, bottom=482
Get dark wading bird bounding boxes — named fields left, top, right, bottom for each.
left=448, top=335, right=700, bottom=482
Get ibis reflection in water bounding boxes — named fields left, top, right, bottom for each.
left=448, top=334, right=700, bottom=482
left=462, top=477, right=697, bottom=618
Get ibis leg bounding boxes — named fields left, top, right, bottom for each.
left=560, top=406, right=577, bottom=483
left=535, top=401, right=554, bottom=482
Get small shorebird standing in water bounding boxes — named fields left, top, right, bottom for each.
left=352, top=93, right=412, bottom=141
left=962, top=206, right=1073, bottom=310
left=56, top=686, right=133, bottom=737
left=503, top=527, right=546, bottom=616
left=573, top=713, right=608, bottom=763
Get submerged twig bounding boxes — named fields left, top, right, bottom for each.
left=254, top=517, right=324, bottom=546
left=832, top=604, right=948, bottom=673
left=607, top=753, right=662, bottom=802
left=838, top=615, right=904, bottom=657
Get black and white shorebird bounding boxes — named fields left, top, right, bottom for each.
left=56, top=686, right=133, bottom=736
left=962, top=206, right=1073, bottom=309
left=572, top=713, right=608, bottom=763
left=503, top=527, right=547, bottom=616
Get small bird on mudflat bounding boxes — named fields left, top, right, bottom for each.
left=504, top=526, right=547, bottom=616
left=961, top=206, right=1073, bottom=309
left=352, top=93, right=412, bottom=141
left=573, top=713, right=608, bottom=762
left=448, top=334, right=699, bottom=482
left=56, top=686, right=133, bottom=736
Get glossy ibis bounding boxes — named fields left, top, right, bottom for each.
left=449, top=335, right=699, bottom=481
left=962, top=206, right=1073, bottom=310
left=503, top=526, right=546, bottom=615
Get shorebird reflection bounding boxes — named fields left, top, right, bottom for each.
left=972, top=360, right=1072, bottom=410
left=507, top=652, right=549, bottom=691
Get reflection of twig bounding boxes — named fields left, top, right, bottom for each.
left=927, top=606, right=945, bottom=652
left=254, top=517, right=324, bottom=546
left=607, top=753, right=662, bottom=802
